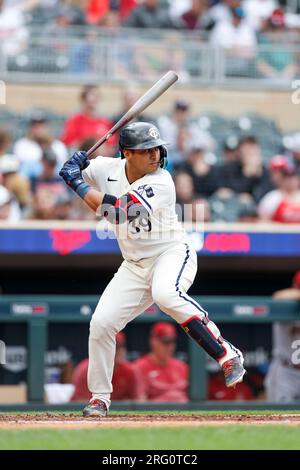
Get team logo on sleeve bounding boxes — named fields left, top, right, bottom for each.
left=138, top=185, right=155, bottom=198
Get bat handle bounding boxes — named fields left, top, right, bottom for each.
left=86, top=134, right=111, bottom=157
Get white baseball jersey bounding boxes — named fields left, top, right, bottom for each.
left=83, top=156, right=186, bottom=262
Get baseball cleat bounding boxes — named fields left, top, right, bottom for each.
left=222, top=355, right=246, bottom=388
left=83, top=399, right=108, bottom=417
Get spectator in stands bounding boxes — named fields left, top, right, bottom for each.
left=169, top=0, right=192, bottom=23
left=174, top=170, right=195, bottom=221
left=222, top=135, right=240, bottom=162
left=134, top=322, right=189, bottom=402
left=29, top=148, right=69, bottom=220
left=257, top=9, right=297, bottom=80
left=85, top=0, right=109, bottom=24
left=0, top=0, right=33, bottom=56
left=265, top=271, right=300, bottom=402
left=0, top=129, right=30, bottom=210
left=174, top=169, right=210, bottom=221
left=268, top=154, right=291, bottom=187
left=209, top=370, right=254, bottom=400
left=243, top=0, right=278, bottom=32
left=14, top=110, right=68, bottom=179
left=208, top=0, right=242, bottom=25
left=124, top=0, right=175, bottom=29
left=31, top=147, right=64, bottom=189
left=210, top=6, right=257, bottom=77
left=113, top=85, right=154, bottom=126
left=177, top=143, right=221, bottom=197
left=78, top=137, right=99, bottom=159
left=0, top=128, right=11, bottom=161
left=157, top=99, right=215, bottom=166
left=218, top=135, right=272, bottom=203
left=286, top=132, right=300, bottom=172
left=258, top=162, right=300, bottom=223
left=98, top=8, right=121, bottom=27
left=0, top=154, right=31, bottom=210
left=237, top=201, right=259, bottom=223
left=61, top=85, right=117, bottom=154
left=85, top=0, right=136, bottom=24
left=71, top=331, right=141, bottom=401
left=51, top=3, right=85, bottom=28
left=0, top=184, right=21, bottom=222
left=191, top=197, right=211, bottom=223
left=180, top=0, right=211, bottom=30
left=209, top=187, right=257, bottom=222
left=53, top=191, right=74, bottom=220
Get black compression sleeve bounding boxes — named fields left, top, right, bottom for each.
left=102, top=193, right=118, bottom=206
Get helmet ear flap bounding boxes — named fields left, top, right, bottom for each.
left=159, top=145, right=168, bottom=168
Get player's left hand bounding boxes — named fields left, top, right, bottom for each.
left=59, top=151, right=90, bottom=195
left=68, top=151, right=90, bottom=171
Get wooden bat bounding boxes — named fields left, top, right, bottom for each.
left=87, top=70, right=178, bottom=157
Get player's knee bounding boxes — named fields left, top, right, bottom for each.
left=152, top=284, right=175, bottom=310
left=90, top=315, right=116, bottom=340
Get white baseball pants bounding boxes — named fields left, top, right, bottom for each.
left=88, top=242, right=239, bottom=408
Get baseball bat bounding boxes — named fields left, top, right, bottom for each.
left=87, top=70, right=178, bottom=157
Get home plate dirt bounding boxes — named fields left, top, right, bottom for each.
left=0, top=414, right=300, bottom=429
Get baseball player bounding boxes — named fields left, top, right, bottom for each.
left=59, top=122, right=246, bottom=417
left=265, top=271, right=300, bottom=402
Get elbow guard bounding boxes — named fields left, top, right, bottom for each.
left=101, top=193, right=148, bottom=225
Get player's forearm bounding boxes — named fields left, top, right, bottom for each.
left=83, top=188, right=105, bottom=213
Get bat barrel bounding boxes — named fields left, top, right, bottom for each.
left=87, top=71, right=178, bottom=157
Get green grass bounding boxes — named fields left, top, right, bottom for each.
left=0, top=426, right=300, bottom=450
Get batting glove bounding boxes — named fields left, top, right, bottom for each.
left=69, top=151, right=90, bottom=171
left=59, top=151, right=91, bottom=199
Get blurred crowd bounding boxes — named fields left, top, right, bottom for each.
left=1, top=1, right=300, bottom=80
left=46, top=321, right=257, bottom=403
left=1, top=84, right=300, bottom=223
left=1, top=0, right=300, bottom=32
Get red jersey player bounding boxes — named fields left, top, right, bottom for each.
left=71, top=331, right=140, bottom=401
left=134, top=322, right=189, bottom=402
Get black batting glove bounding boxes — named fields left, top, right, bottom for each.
left=59, top=151, right=91, bottom=199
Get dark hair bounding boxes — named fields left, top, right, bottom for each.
left=239, top=135, right=258, bottom=146
left=80, top=85, right=98, bottom=102
left=79, top=137, right=97, bottom=152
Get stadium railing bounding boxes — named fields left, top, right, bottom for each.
left=1, top=28, right=299, bottom=88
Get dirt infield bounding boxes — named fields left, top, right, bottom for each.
left=1, top=413, right=300, bottom=429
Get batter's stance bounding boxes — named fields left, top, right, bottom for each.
left=60, top=122, right=246, bottom=417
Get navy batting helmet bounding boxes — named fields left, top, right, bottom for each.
left=119, top=122, right=168, bottom=168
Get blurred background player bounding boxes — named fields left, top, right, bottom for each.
left=134, top=322, right=189, bottom=402
left=265, top=271, right=300, bottom=402
left=71, top=331, right=141, bottom=402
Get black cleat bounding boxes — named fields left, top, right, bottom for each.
left=222, top=355, right=246, bottom=388
left=83, top=399, right=108, bottom=417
